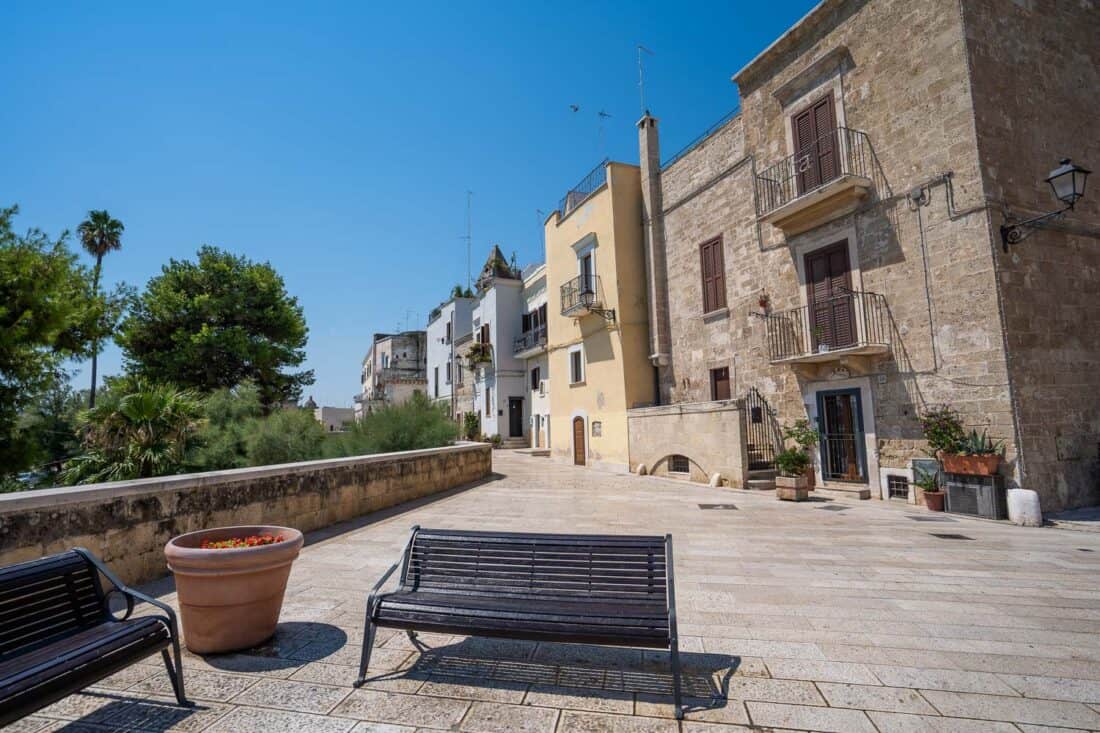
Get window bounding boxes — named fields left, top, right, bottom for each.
left=569, top=348, right=584, bottom=384
left=700, top=237, right=727, bottom=313
left=887, top=475, right=910, bottom=500
left=669, top=455, right=690, bottom=473
left=484, top=386, right=491, bottom=416
left=530, top=366, right=540, bottom=390
left=580, top=252, right=594, bottom=291
left=479, top=323, right=489, bottom=344
left=445, top=361, right=452, bottom=384
left=791, top=92, right=838, bottom=194
left=445, top=322, right=452, bottom=344
left=433, top=367, right=439, bottom=397
left=522, top=312, right=531, bottom=333
left=710, top=367, right=731, bottom=401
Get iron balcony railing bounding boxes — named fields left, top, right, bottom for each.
left=761, top=289, right=889, bottom=362
left=754, top=127, right=880, bottom=217
left=557, top=159, right=608, bottom=218
left=513, top=323, right=547, bottom=355
left=560, top=274, right=603, bottom=316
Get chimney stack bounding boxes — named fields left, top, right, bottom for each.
left=638, top=112, right=671, bottom=379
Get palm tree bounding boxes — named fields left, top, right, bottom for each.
left=77, top=210, right=124, bottom=408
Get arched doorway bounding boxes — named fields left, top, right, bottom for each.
left=572, top=417, right=586, bottom=466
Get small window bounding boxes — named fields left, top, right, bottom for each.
left=485, top=386, right=491, bottom=416
left=700, top=237, right=727, bottom=313
left=669, top=455, right=690, bottom=473
left=530, top=366, right=541, bottom=390
left=887, top=475, right=910, bottom=500
left=445, top=322, right=452, bottom=344
left=445, top=361, right=452, bottom=384
left=710, top=367, right=731, bottom=401
left=569, top=348, right=584, bottom=384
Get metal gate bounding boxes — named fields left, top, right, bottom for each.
left=745, top=388, right=782, bottom=470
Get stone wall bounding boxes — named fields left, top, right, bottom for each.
left=961, top=0, right=1100, bottom=510
left=0, top=443, right=491, bottom=586
left=643, top=0, right=1033, bottom=501
left=627, top=401, right=748, bottom=487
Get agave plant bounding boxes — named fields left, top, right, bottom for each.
left=959, top=429, right=1005, bottom=457
left=62, top=379, right=204, bottom=483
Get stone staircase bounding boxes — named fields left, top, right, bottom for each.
left=500, top=437, right=528, bottom=450
left=745, top=468, right=777, bottom=491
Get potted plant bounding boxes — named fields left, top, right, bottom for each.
left=775, top=420, right=818, bottom=501
left=467, top=342, right=493, bottom=366
left=165, top=525, right=304, bottom=654
left=942, top=429, right=1005, bottom=476
left=915, top=472, right=945, bottom=511
left=918, top=404, right=966, bottom=458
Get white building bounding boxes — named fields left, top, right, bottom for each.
left=515, top=263, right=550, bottom=449
left=469, top=246, right=527, bottom=443
left=426, top=295, right=476, bottom=419
left=354, top=331, right=427, bottom=419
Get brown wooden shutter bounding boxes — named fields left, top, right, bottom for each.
left=805, top=242, right=854, bottom=349
left=711, top=367, right=730, bottom=401
left=794, top=108, right=819, bottom=194
left=813, top=95, right=838, bottom=183
left=700, top=237, right=726, bottom=313
left=712, top=239, right=726, bottom=310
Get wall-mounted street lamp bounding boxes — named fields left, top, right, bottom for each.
left=579, top=287, right=616, bottom=323
left=1001, top=158, right=1090, bottom=251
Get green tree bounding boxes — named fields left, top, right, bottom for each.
left=189, top=382, right=264, bottom=470
left=326, top=392, right=458, bottom=457
left=0, top=205, right=119, bottom=483
left=62, top=378, right=204, bottom=484
left=77, top=210, right=125, bottom=408
left=15, top=382, right=86, bottom=485
left=118, top=246, right=313, bottom=405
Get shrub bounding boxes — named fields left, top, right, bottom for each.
left=243, top=407, right=326, bottom=466
left=919, top=405, right=966, bottom=456
left=463, top=411, right=480, bottom=440
left=326, top=392, right=459, bottom=457
left=489, top=433, right=503, bottom=448
left=775, top=448, right=811, bottom=478
left=782, top=419, right=819, bottom=452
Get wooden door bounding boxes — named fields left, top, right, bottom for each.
left=508, top=398, right=524, bottom=438
left=793, top=93, right=837, bottom=195
left=805, top=242, right=855, bottom=350
left=572, top=417, right=586, bottom=466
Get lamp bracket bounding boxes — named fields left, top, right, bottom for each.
left=1000, top=205, right=1070, bottom=252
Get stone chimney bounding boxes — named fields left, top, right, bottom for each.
left=638, top=112, right=671, bottom=374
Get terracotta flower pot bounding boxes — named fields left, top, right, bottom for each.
left=923, top=490, right=946, bottom=512
left=165, top=525, right=304, bottom=654
left=941, top=453, right=1001, bottom=476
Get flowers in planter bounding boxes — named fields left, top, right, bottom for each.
left=918, top=406, right=966, bottom=456
left=919, top=406, right=1005, bottom=476
left=467, top=342, right=493, bottom=365
left=200, top=534, right=286, bottom=550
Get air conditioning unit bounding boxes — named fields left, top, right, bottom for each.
left=944, top=473, right=1007, bottom=520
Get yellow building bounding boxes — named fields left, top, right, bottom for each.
left=545, top=161, right=655, bottom=472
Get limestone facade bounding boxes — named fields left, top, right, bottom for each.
left=637, top=0, right=1099, bottom=511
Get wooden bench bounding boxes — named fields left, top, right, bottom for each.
left=356, top=527, right=683, bottom=718
left=0, top=549, right=189, bottom=726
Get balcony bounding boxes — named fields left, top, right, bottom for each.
left=379, top=367, right=427, bottom=383
left=761, top=289, right=890, bottom=365
left=560, top=274, right=608, bottom=319
left=754, top=127, right=881, bottom=236
left=513, top=323, right=548, bottom=358
left=557, top=159, right=608, bottom=219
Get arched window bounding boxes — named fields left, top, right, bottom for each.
left=669, top=455, right=690, bottom=474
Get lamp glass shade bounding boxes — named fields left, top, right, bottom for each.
left=1046, top=159, right=1090, bottom=206
left=580, top=289, right=595, bottom=308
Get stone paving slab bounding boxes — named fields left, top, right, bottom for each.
left=22, top=452, right=1100, bottom=732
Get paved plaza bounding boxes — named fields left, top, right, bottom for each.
left=16, top=452, right=1100, bottom=732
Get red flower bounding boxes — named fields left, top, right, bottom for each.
left=200, top=534, right=286, bottom=550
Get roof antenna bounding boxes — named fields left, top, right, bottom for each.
left=637, top=45, right=655, bottom=114
left=598, top=110, right=612, bottom=158
left=460, top=191, right=473, bottom=291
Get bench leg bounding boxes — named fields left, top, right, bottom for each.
left=355, top=614, right=377, bottom=687
left=669, top=639, right=684, bottom=720
left=161, top=646, right=190, bottom=707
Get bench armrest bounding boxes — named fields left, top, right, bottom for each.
left=366, top=526, right=420, bottom=615
left=72, top=547, right=179, bottom=628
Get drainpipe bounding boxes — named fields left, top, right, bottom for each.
left=638, top=112, right=671, bottom=397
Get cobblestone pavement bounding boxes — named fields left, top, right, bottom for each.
left=20, top=452, right=1100, bottom=732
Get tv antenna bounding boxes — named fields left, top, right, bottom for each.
left=637, top=45, right=655, bottom=114
left=598, top=110, right=612, bottom=157
left=460, top=191, right=473, bottom=291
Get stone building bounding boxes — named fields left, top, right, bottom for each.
left=426, top=294, right=476, bottom=420
left=630, top=0, right=1099, bottom=511
left=353, top=331, right=427, bottom=418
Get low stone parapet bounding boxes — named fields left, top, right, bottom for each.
left=0, top=442, right=492, bottom=586
left=627, top=400, right=748, bottom=487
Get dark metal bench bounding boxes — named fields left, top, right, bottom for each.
left=0, top=549, right=189, bottom=726
left=356, top=527, right=683, bottom=718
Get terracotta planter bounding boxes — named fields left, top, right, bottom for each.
left=941, top=453, right=1001, bottom=476
left=923, top=490, right=946, bottom=512
left=165, top=525, right=304, bottom=654
left=776, top=474, right=810, bottom=502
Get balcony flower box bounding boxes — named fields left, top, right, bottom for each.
left=467, top=342, right=493, bottom=366
left=165, top=525, right=303, bottom=654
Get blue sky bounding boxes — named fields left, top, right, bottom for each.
left=2, top=1, right=816, bottom=407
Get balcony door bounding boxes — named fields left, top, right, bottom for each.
left=793, top=93, right=838, bottom=195
left=805, top=242, right=855, bottom=351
